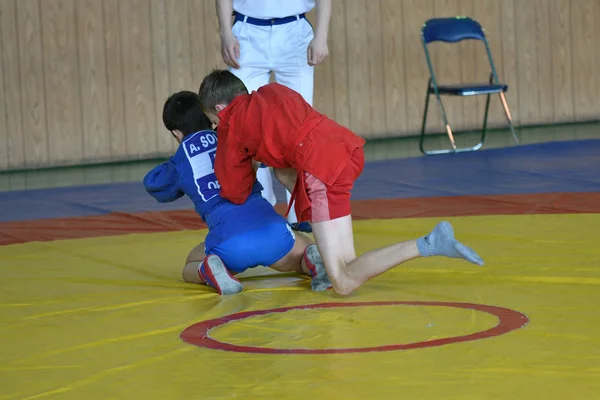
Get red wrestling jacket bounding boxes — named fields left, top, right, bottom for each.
left=214, top=83, right=365, bottom=221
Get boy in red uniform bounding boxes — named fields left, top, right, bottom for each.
left=199, top=70, right=484, bottom=295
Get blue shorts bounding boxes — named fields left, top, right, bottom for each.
left=202, top=194, right=296, bottom=273
left=207, top=222, right=295, bottom=273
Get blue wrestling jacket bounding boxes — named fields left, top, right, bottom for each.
left=143, top=130, right=272, bottom=248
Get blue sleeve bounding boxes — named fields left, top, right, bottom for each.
left=143, top=158, right=185, bottom=203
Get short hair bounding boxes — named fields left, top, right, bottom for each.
left=198, top=69, right=248, bottom=112
left=162, top=91, right=212, bottom=136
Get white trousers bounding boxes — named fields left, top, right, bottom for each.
left=229, top=16, right=314, bottom=223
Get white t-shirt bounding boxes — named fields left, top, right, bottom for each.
left=233, top=0, right=315, bottom=19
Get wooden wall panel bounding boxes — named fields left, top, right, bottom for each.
left=328, top=0, right=350, bottom=128
left=1, top=0, right=25, bottom=169
left=16, top=0, right=48, bottom=167
left=535, top=0, right=553, bottom=125
left=150, top=0, right=172, bottom=154
left=103, top=0, right=127, bottom=158
left=473, top=0, right=505, bottom=128
left=0, top=0, right=10, bottom=170
left=188, top=0, right=206, bottom=86
left=365, top=0, right=386, bottom=137
left=403, top=0, right=435, bottom=134
left=499, top=0, right=520, bottom=126
left=571, top=0, right=597, bottom=121
left=202, top=1, right=223, bottom=74
left=345, top=1, right=370, bottom=136
left=120, top=0, right=156, bottom=157
left=76, top=0, right=111, bottom=161
left=550, top=0, right=574, bottom=123
left=0, top=0, right=599, bottom=171
left=597, top=1, right=600, bottom=121
left=381, top=0, right=407, bottom=135
left=166, top=0, right=192, bottom=92
left=42, top=0, right=83, bottom=165
left=516, top=3, right=540, bottom=125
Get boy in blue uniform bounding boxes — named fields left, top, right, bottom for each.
left=144, top=91, right=329, bottom=295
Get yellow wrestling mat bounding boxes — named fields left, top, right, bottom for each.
left=1, top=214, right=599, bottom=399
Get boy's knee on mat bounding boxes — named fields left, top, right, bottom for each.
left=329, top=269, right=360, bottom=296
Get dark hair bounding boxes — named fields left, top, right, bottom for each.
left=162, top=91, right=212, bottom=136
left=198, top=69, right=248, bottom=112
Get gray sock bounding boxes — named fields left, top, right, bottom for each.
left=305, top=245, right=332, bottom=292
left=417, top=221, right=484, bottom=266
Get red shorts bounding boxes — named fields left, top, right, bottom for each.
left=304, top=148, right=365, bottom=223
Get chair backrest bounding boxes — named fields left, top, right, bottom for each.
left=422, top=17, right=485, bottom=44
left=420, top=16, right=500, bottom=85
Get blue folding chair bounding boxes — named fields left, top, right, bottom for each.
left=419, top=16, right=519, bottom=155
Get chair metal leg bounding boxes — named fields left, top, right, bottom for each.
left=477, top=93, right=492, bottom=150
left=444, top=123, right=456, bottom=149
left=419, top=83, right=432, bottom=155
left=499, top=91, right=519, bottom=145
left=421, top=76, right=519, bottom=155
left=477, top=73, right=495, bottom=150
left=433, top=91, right=456, bottom=151
left=420, top=80, right=459, bottom=156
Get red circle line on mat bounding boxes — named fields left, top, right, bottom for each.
left=180, top=301, right=529, bottom=354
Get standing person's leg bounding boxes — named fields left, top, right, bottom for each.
left=272, top=17, right=315, bottom=227
left=271, top=17, right=315, bottom=104
left=229, top=21, right=276, bottom=205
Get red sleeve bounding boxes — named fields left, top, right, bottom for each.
left=215, top=127, right=255, bottom=204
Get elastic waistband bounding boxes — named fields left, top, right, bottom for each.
left=233, top=12, right=306, bottom=26
left=201, top=201, right=223, bottom=228
left=202, top=193, right=262, bottom=227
